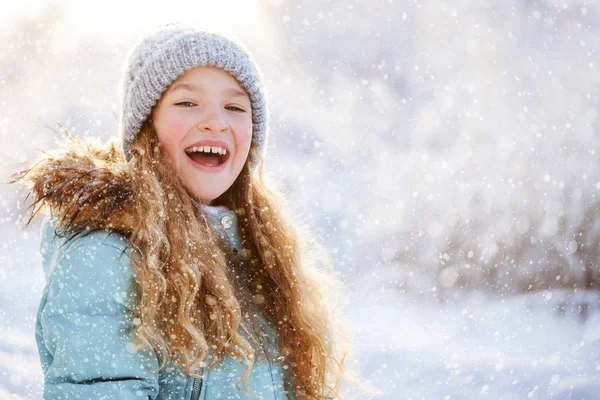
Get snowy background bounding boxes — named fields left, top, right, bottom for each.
left=1, top=0, right=600, bottom=399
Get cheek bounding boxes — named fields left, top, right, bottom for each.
left=236, top=122, right=254, bottom=151
left=156, top=117, right=188, bottom=154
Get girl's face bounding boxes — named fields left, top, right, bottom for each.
left=152, top=66, right=253, bottom=205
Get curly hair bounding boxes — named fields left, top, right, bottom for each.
left=9, top=120, right=379, bottom=399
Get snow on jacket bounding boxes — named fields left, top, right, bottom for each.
left=31, top=142, right=294, bottom=400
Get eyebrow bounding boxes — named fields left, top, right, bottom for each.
left=166, top=83, right=249, bottom=99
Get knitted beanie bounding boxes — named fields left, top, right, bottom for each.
left=118, top=23, right=268, bottom=162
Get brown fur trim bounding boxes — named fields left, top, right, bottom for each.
left=9, top=131, right=136, bottom=238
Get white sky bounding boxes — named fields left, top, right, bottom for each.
left=2, top=0, right=266, bottom=43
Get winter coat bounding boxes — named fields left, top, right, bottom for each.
left=31, top=144, right=296, bottom=399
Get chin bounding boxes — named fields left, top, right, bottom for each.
left=193, top=189, right=224, bottom=204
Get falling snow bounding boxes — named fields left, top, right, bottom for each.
left=2, top=0, right=600, bottom=399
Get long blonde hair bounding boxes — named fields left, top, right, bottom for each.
left=10, top=120, right=377, bottom=399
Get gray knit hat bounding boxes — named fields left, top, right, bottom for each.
left=118, top=23, right=268, bottom=162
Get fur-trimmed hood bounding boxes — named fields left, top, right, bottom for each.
left=12, top=133, right=137, bottom=235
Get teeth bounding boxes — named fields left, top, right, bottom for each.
left=185, top=145, right=227, bottom=155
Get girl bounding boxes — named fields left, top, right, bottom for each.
left=11, top=23, right=374, bottom=399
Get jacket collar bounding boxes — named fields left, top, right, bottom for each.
left=200, top=203, right=229, bottom=215
left=200, top=203, right=242, bottom=251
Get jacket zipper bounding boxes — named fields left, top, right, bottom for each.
left=191, top=366, right=203, bottom=400
left=190, top=211, right=228, bottom=400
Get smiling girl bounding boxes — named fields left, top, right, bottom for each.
left=11, top=23, right=373, bottom=399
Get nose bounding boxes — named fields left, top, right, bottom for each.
left=196, top=108, right=228, bottom=133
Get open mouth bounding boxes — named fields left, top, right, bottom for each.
left=185, top=146, right=230, bottom=167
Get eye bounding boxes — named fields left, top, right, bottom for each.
left=226, top=105, right=247, bottom=112
left=175, top=101, right=196, bottom=107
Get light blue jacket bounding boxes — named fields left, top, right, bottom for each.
left=35, top=207, right=294, bottom=399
